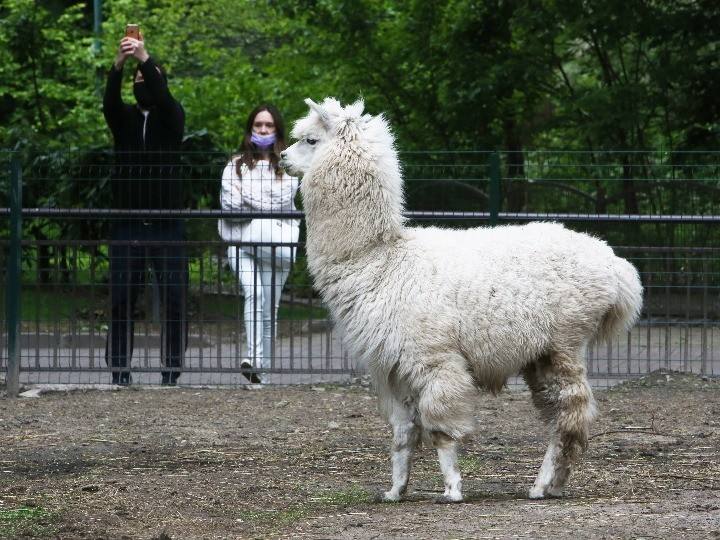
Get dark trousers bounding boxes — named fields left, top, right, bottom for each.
left=106, top=220, right=188, bottom=382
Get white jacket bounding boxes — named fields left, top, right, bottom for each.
left=218, top=158, right=300, bottom=243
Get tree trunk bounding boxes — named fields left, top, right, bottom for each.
left=621, top=157, right=640, bottom=215
left=594, top=181, right=608, bottom=214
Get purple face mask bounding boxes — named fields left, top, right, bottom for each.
left=251, top=132, right=276, bottom=149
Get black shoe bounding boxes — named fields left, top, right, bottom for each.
left=240, top=361, right=262, bottom=384
left=112, top=371, right=131, bottom=386
left=161, top=371, right=181, bottom=386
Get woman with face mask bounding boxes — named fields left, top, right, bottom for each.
left=218, top=105, right=300, bottom=384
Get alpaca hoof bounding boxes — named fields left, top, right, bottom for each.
left=528, top=486, right=563, bottom=499
left=434, top=494, right=463, bottom=504
left=375, top=490, right=401, bottom=503
left=529, top=485, right=563, bottom=499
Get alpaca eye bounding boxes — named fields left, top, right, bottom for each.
left=306, top=138, right=318, bottom=145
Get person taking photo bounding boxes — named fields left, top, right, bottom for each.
left=103, top=28, right=188, bottom=386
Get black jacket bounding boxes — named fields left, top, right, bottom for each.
left=103, top=57, right=185, bottom=209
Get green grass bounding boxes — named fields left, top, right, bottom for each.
left=237, top=487, right=373, bottom=532
left=17, top=287, right=328, bottom=324
left=308, top=486, right=374, bottom=505
left=0, top=491, right=371, bottom=536
left=18, top=287, right=99, bottom=323
left=278, top=304, right=328, bottom=321
left=200, top=293, right=328, bottom=321
left=18, top=248, right=314, bottom=303
left=458, top=455, right=488, bottom=474
left=0, top=507, right=57, bottom=538
left=236, top=508, right=310, bottom=528
left=0, top=496, right=362, bottom=537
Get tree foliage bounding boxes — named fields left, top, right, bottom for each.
left=2, top=0, right=718, bottom=152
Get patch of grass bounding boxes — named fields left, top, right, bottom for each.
left=202, top=293, right=328, bottom=321
left=20, top=287, right=328, bottom=324
left=236, top=507, right=309, bottom=528
left=278, top=303, right=328, bottom=321
left=309, top=486, right=374, bottom=505
left=0, top=506, right=57, bottom=538
left=458, top=455, right=487, bottom=473
left=237, top=487, right=373, bottom=533
left=21, top=287, right=99, bottom=323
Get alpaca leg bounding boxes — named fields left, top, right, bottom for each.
left=523, top=352, right=595, bottom=499
left=523, top=356, right=558, bottom=499
left=383, top=399, right=420, bottom=502
left=415, top=357, right=477, bottom=503
left=547, top=363, right=595, bottom=497
left=431, top=431, right=463, bottom=503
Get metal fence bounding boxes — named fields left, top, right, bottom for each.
left=2, top=150, right=719, bottom=392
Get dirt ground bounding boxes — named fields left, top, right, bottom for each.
left=1, top=371, right=719, bottom=539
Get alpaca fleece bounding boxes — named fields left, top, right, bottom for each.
left=280, top=98, right=643, bottom=502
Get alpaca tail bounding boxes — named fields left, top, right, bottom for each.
left=593, top=257, right=644, bottom=345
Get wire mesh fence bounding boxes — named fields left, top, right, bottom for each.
left=2, top=150, right=719, bottom=389
left=0, top=238, right=346, bottom=386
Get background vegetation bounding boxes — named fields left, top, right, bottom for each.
left=2, top=1, right=719, bottom=152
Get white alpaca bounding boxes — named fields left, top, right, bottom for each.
left=280, top=98, right=643, bottom=502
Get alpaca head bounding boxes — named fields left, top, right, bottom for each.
left=280, top=97, right=397, bottom=178
left=281, top=98, right=405, bottom=246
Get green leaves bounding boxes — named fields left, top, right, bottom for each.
left=3, top=0, right=718, bottom=153
left=0, top=1, right=104, bottom=152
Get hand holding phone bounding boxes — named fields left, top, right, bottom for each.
left=122, top=24, right=149, bottom=63
left=114, top=24, right=148, bottom=69
left=114, top=31, right=136, bottom=70
left=125, top=24, right=141, bottom=41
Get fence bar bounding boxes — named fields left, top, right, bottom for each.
left=488, top=152, right=501, bottom=226
left=6, top=157, right=22, bottom=397
left=270, top=246, right=277, bottom=371
left=5, top=207, right=720, bottom=224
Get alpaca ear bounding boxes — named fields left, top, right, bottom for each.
left=347, top=99, right=365, bottom=118
left=305, top=98, right=331, bottom=131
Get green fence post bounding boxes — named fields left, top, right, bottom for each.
left=488, top=151, right=501, bottom=226
left=93, top=0, right=102, bottom=54
left=6, top=157, right=22, bottom=397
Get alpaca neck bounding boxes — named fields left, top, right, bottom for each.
left=302, top=139, right=405, bottom=264
left=305, top=197, right=403, bottom=263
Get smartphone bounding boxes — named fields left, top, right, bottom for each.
left=125, top=24, right=141, bottom=40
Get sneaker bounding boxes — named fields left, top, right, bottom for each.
left=240, top=360, right=262, bottom=384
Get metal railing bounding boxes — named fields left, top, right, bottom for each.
left=0, top=237, right=346, bottom=386
left=2, top=150, right=719, bottom=393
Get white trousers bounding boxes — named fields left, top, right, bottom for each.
left=226, top=219, right=298, bottom=370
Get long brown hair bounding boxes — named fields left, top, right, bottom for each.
left=234, top=104, right=286, bottom=179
